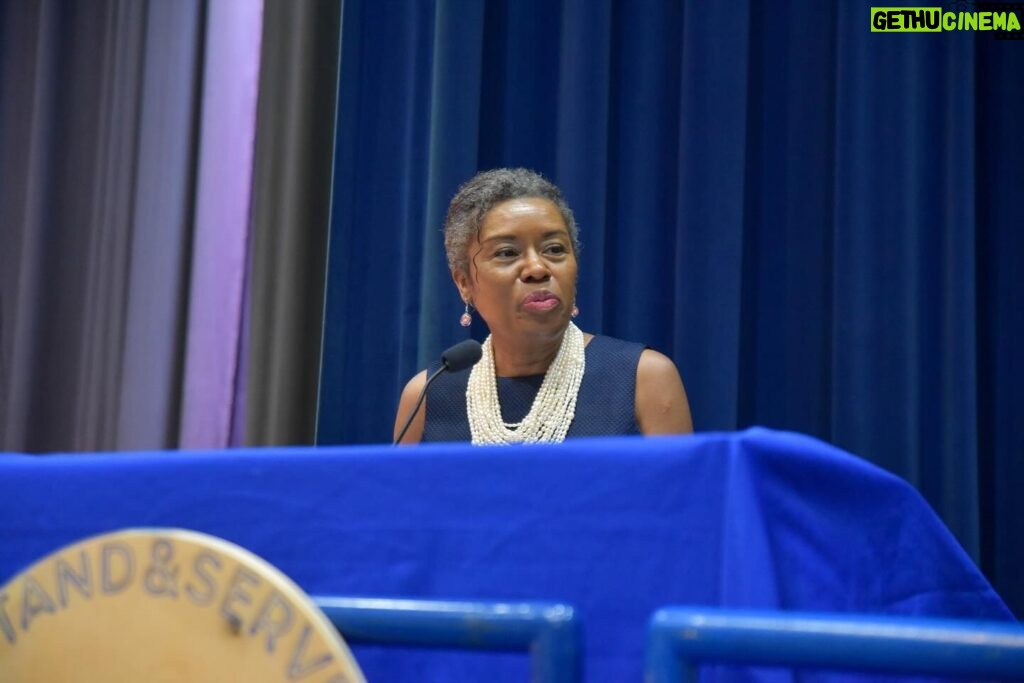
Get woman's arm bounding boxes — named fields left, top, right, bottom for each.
left=635, top=349, right=693, bottom=435
left=393, top=370, right=428, bottom=444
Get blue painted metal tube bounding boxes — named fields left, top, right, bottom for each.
left=646, top=608, right=1024, bottom=683
left=314, top=596, right=579, bottom=683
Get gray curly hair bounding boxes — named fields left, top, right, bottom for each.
left=444, top=168, right=580, bottom=274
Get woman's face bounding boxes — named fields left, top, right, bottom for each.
left=454, top=197, right=577, bottom=341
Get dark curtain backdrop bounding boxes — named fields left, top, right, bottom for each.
left=246, top=0, right=341, bottom=446
left=317, top=0, right=1024, bottom=616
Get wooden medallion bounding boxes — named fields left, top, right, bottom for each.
left=0, top=528, right=366, bottom=682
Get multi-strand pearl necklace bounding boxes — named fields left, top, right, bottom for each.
left=466, top=322, right=585, bottom=445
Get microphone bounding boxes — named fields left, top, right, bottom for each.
left=393, top=339, right=482, bottom=445
left=440, top=339, right=484, bottom=372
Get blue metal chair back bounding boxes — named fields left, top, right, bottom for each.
left=315, top=596, right=579, bottom=683
left=646, top=607, right=1024, bottom=682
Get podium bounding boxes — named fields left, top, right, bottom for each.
left=0, top=429, right=1012, bottom=681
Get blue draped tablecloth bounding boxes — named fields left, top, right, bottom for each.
left=0, top=429, right=1012, bottom=681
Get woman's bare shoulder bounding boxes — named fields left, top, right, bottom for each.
left=635, top=349, right=693, bottom=435
left=393, top=370, right=428, bottom=444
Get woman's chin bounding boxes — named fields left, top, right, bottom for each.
left=513, top=313, right=570, bottom=334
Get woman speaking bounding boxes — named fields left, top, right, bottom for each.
left=394, top=168, right=692, bottom=444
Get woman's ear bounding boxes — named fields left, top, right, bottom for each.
left=451, top=268, right=472, bottom=304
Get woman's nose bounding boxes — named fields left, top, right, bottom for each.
left=520, top=251, right=550, bottom=282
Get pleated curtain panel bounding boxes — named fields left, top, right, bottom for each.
left=317, top=0, right=1024, bottom=616
left=0, top=1, right=262, bottom=451
left=0, top=0, right=337, bottom=451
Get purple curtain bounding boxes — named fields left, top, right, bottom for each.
left=0, top=0, right=264, bottom=453
left=178, top=1, right=264, bottom=449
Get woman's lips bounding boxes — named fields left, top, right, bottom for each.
left=522, top=291, right=560, bottom=313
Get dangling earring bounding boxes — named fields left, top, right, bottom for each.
left=460, top=302, right=472, bottom=327
left=571, top=304, right=579, bottom=318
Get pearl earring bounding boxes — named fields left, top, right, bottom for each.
left=571, top=304, right=579, bottom=318
left=460, top=302, right=472, bottom=327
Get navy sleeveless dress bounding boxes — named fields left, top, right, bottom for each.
left=422, top=335, right=645, bottom=442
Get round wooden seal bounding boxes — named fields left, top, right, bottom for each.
left=0, top=529, right=366, bottom=682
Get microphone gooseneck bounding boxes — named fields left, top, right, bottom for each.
left=393, top=339, right=483, bottom=445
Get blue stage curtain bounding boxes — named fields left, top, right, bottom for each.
left=317, top=0, right=1024, bottom=616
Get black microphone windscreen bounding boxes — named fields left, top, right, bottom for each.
left=441, top=339, right=483, bottom=372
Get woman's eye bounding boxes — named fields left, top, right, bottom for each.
left=545, top=244, right=567, bottom=255
left=495, top=247, right=518, bottom=258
